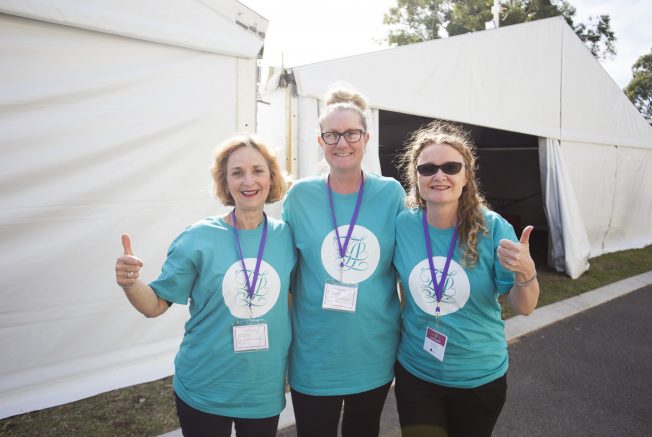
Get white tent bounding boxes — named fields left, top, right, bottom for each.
left=0, top=0, right=267, bottom=418
left=258, top=16, right=652, bottom=280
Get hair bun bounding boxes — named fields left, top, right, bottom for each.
left=325, top=89, right=368, bottom=112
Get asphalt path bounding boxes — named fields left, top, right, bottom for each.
left=277, top=285, right=652, bottom=437
left=494, top=284, right=652, bottom=437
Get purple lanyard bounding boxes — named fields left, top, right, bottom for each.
left=327, top=172, right=364, bottom=268
left=422, top=209, right=458, bottom=320
left=232, top=210, right=268, bottom=311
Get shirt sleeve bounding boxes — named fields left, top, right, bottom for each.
left=149, top=228, right=198, bottom=305
left=280, top=186, right=294, bottom=227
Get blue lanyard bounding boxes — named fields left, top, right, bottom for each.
left=232, top=210, right=268, bottom=312
left=422, top=209, right=458, bottom=321
left=326, top=172, right=365, bottom=268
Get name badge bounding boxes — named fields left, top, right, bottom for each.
left=423, top=327, right=447, bottom=361
left=322, top=280, right=358, bottom=312
left=233, top=322, right=269, bottom=352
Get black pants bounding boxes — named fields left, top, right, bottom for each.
left=174, top=392, right=279, bottom=437
left=290, top=380, right=392, bottom=437
left=394, top=362, right=507, bottom=437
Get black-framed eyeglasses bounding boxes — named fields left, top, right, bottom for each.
left=416, top=162, right=464, bottom=176
left=320, top=129, right=365, bottom=145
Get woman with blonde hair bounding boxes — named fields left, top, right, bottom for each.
left=115, top=134, right=295, bottom=437
left=393, top=120, right=539, bottom=437
left=281, top=88, right=405, bottom=437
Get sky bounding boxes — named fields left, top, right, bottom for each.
left=239, top=0, right=651, bottom=89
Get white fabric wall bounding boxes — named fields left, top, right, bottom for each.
left=560, top=141, right=652, bottom=256
left=538, top=138, right=590, bottom=278
left=0, top=14, right=242, bottom=418
left=257, top=88, right=290, bottom=171
left=557, top=142, right=616, bottom=255
left=297, top=96, right=322, bottom=177
left=604, top=147, right=652, bottom=252
left=364, top=108, right=382, bottom=175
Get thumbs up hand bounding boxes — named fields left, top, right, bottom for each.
left=497, top=226, right=536, bottom=280
left=116, top=233, right=144, bottom=289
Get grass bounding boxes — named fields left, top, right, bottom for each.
left=0, top=376, right=178, bottom=437
left=2, top=244, right=651, bottom=437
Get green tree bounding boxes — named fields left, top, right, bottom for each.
left=384, top=0, right=616, bottom=60
left=624, top=51, right=652, bottom=119
left=446, top=0, right=492, bottom=36
left=384, top=0, right=448, bottom=46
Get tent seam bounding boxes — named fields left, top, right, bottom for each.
left=602, top=146, right=619, bottom=253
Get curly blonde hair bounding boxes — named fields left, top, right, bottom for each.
left=397, top=121, right=488, bottom=267
left=211, top=134, right=287, bottom=206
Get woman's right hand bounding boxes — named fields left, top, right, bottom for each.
left=116, top=234, right=144, bottom=289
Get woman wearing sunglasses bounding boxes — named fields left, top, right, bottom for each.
left=281, top=88, right=404, bottom=437
left=393, top=121, right=539, bottom=437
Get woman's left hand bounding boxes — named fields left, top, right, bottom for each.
left=499, top=225, right=539, bottom=315
left=497, top=226, right=536, bottom=279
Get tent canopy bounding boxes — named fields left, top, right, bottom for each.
left=0, top=0, right=267, bottom=58
left=0, top=0, right=266, bottom=419
left=291, top=17, right=651, bottom=150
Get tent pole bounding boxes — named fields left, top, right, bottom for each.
left=491, top=0, right=500, bottom=28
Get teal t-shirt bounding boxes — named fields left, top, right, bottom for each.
left=281, top=173, right=405, bottom=395
left=394, top=208, right=516, bottom=388
left=150, top=216, right=296, bottom=418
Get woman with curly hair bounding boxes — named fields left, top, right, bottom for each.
left=392, top=120, right=539, bottom=437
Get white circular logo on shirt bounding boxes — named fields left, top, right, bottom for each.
left=222, top=259, right=281, bottom=319
left=408, top=257, right=470, bottom=316
left=321, top=225, right=380, bottom=283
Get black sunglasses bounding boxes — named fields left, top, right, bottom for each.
left=416, top=162, right=464, bottom=176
